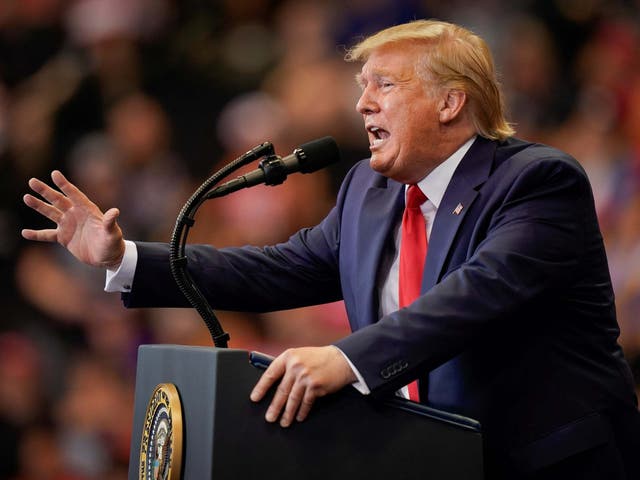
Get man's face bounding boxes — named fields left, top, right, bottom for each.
left=356, top=42, right=445, bottom=184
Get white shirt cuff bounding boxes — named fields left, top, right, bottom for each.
left=104, top=240, right=138, bottom=292
left=334, top=346, right=370, bottom=395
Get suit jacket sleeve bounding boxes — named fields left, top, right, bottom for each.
left=121, top=166, right=361, bottom=311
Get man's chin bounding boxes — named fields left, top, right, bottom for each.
left=370, top=157, right=417, bottom=184
left=369, top=154, right=390, bottom=174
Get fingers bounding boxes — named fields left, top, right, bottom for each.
left=51, top=170, right=92, bottom=206
left=103, top=208, right=120, bottom=231
left=27, top=177, right=71, bottom=211
left=250, top=356, right=285, bottom=404
left=290, top=387, right=316, bottom=425
left=251, top=352, right=304, bottom=427
left=26, top=171, right=94, bottom=212
left=23, top=193, right=63, bottom=224
left=260, top=370, right=310, bottom=428
left=268, top=374, right=296, bottom=426
left=21, top=228, right=58, bottom=243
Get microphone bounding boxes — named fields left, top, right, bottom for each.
left=207, top=136, right=340, bottom=198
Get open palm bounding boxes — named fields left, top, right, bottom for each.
left=22, top=170, right=125, bottom=269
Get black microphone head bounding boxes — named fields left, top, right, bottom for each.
left=295, top=136, right=341, bottom=173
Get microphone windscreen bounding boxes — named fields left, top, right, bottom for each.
left=297, top=136, right=341, bottom=173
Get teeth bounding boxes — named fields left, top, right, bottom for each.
left=367, top=125, right=388, bottom=147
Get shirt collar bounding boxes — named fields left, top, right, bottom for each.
left=415, top=135, right=476, bottom=209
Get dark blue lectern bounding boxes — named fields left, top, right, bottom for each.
left=128, top=345, right=483, bottom=479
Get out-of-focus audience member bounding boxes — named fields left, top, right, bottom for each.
left=105, top=92, right=193, bottom=241
left=0, top=332, right=45, bottom=439
left=53, top=354, right=133, bottom=479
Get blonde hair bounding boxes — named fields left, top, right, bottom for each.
left=346, top=20, right=515, bottom=141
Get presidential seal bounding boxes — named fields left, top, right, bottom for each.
left=139, top=383, right=183, bottom=480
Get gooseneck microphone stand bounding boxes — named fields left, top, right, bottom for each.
left=169, top=142, right=276, bottom=348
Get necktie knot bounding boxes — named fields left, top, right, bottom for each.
left=406, top=184, right=427, bottom=209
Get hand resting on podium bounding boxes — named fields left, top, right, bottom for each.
left=250, top=345, right=357, bottom=427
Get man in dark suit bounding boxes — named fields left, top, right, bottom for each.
left=23, top=20, right=640, bottom=479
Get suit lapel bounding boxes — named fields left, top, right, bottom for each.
left=423, top=137, right=497, bottom=289
left=355, top=177, right=404, bottom=328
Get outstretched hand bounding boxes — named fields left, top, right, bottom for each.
left=22, top=170, right=126, bottom=269
left=250, top=346, right=357, bottom=427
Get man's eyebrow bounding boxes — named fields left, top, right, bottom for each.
left=355, top=71, right=392, bottom=87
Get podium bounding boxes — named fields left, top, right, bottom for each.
left=128, top=345, right=483, bottom=479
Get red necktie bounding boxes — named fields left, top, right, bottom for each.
left=398, top=184, right=428, bottom=402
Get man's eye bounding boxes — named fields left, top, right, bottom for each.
left=382, top=82, right=394, bottom=88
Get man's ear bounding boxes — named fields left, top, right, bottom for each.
left=439, top=89, right=467, bottom=123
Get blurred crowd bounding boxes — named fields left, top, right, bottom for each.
left=0, top=0, right=639, bottom=478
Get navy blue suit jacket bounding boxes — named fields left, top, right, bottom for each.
left=124, top=137, right=640, bottom=477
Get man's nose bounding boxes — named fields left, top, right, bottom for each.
left=356, top=87, right=379, bottom=115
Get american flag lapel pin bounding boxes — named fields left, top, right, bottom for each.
left=453, top=203, right=464, bottom=215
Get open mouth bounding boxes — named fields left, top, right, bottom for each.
left=367, top=125, right=390, bottom=147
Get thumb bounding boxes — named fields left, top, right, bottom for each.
left=103, top=208, right=121, bottom=231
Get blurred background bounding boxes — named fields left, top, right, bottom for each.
left=1, top=0, right=639, bottom=478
